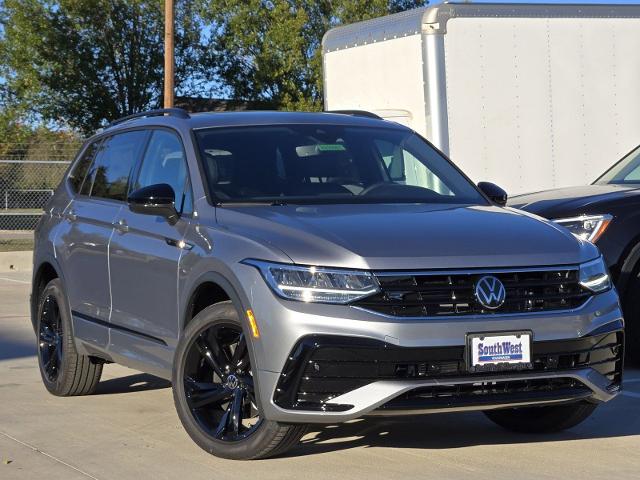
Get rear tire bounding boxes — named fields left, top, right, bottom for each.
left=484, top=401, right=597, bottom=433
left=36, top=278, right=103, bottom=396
left=172, top=302, right=307, bottom=460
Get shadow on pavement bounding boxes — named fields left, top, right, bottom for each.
left=0, top=332, right=36, bottom=360
left=95, top=372, right=171, bottom=395
left=286, top=384, right=640, bottom=457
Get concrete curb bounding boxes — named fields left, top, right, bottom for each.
left=0, top=251, right=32, bottom=272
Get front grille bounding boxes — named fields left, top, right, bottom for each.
left=354, top=268, right=591, bottom=317
left=273, top=330, right=623, bottom=411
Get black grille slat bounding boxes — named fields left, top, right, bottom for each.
left=356, top=268, right=590, bottom=317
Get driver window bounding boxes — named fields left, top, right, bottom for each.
left=133, top=130, right=193, bottom=214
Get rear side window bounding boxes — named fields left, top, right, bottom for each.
left=132, top=130, right=192, bottom=214
left=83, top=130, right=148, bottom=201
left=68, top=141, right=100, bottom=193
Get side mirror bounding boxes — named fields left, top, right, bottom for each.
left=478, top=182, right=508, bottom=206
left=128, top=183, right=179, bottom=224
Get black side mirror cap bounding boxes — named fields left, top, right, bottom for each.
left=478, top=182, right=508, bottom=206
left=128, top=183, right=179, bottom=224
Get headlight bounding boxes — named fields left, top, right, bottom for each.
left=243, top=260, right=380, bottom=304
left=579, top=256, right=612, bottom=293
left=553, top=214, right=612, bottom=243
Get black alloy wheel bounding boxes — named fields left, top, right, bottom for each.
left=183, top=323, right=262, bottom=441
left=172, top=302, right=308, bottom=460
left=38, top=294, right=64, bottom=382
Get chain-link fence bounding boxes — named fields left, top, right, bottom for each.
left=0, top=142, right=79, bottom=233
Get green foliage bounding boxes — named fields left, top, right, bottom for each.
left=200, top=0, right=427, bottom=111
left=0, top=0, right=211, bottom=134
left=0, top=0, right=427, bottom=134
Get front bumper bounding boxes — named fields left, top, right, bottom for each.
left=236, top=264, right=624, bottom=424
left=273, top=330, right=622, bottom=419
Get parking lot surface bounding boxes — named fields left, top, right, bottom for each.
left=1, top=270, right=639, bottom=480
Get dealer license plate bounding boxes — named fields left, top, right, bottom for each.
left=467, top=332, right=533, bottom=373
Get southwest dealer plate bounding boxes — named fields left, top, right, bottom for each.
left=467, top=331, right=533, bottom=373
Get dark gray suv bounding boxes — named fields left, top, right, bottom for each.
left=32, top=109, right=624, bottom=460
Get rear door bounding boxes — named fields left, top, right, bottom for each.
left=108, top=129, right=193, bottom=371
left=57, top=130, right=148, bottom=350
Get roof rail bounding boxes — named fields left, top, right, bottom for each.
left=109, top=108, right=190, bottom=127
left=325, top=110, right=382, bottom=120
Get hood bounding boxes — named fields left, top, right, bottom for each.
left=216, top=203, right=598, bottom=270
left=508, top=184, right=640, bottom=216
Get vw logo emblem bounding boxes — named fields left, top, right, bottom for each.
left=475, top=276, right=506, bottom=310
left=225, top=374, right=239, bottom=390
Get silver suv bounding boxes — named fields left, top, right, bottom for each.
left=32, top=109, right=624, bottom=460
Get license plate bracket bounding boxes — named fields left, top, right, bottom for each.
left=466, top=331, right=533, bottom=373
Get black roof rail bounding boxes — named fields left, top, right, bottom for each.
left=109, top=108, right=190, bottom=127
left=325, top=110, right=382, bottom=120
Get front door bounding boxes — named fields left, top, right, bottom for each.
left=108, top=129, right=193, bottom=375
left=57, top=131, right=147, bottom=351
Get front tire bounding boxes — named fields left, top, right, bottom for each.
left=36, top=278, right=103, bottom=396
left=172, top=302, right=307, bottom=460
left=484, top=401, right=598, bottom=433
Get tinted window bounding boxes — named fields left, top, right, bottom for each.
left=133, top=130, right=192, bottom=214
left=84, top=131, right=147, bottom=201
left=194, top=125, right=485, bottom=205
left=69, top=141, right=100, bottom=193
left=595, top=145, right=640, bottom=184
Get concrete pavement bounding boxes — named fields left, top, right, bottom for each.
left=1, top=270, right=639, bottom=479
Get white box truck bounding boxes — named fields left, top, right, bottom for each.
left=322, top=3, right=640, bottom=194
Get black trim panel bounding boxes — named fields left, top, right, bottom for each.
left=274, top=323, right=624, bottom=411
left=72, top=310, right=168, bottom=346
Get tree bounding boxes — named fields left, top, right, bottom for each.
left=200, top=0, right=427, bottom=111
left=0, top=0, right=213, bottom=134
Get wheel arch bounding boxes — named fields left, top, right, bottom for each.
left=31, top=256, right=65, bottom=333
left=181, top=271, right=251, bottom=334
left=615, top=236, right=640, bottom=301
left=179, top=271, right=268, bottom=415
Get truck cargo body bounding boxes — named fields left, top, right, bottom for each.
left=323, top=3, right=640, bottom=194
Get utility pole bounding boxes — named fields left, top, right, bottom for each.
left=164, top=0, right=175, bottom=108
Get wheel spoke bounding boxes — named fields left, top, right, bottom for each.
left=40, top=328, right=56, bottom=346
left=44, top=354, right=56, bottom=375
left=214, top=408, right=230, bottom=439
left=210, top=336, right=232, bottom=371
left=231, top=334, right=247, bottom=369
left=195, top=336, right=225, bottom=378
left=187, top=384, right=233, bottom=409
left=229, top=388, right=245, bottom=436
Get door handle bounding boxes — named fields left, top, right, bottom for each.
left=113, top=219, right=129, bottom=233
left=65, top=210, right=77, bottom=222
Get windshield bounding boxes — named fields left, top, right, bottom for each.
left=595, top=145, right=640, bottom=185
left=194, top=124, right=487, bottom=205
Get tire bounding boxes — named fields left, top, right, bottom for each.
left=623, top=272, right=640, bottom=365
left=36, top=278, right=103, bottom=396
left=484, top=401, right=598, bottom=434
left=172, top=301, right=307, bottom=460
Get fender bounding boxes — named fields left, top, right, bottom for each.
left=180, top=270, right=265, bottom=413
left=31, top=252, right=67, bottom=333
